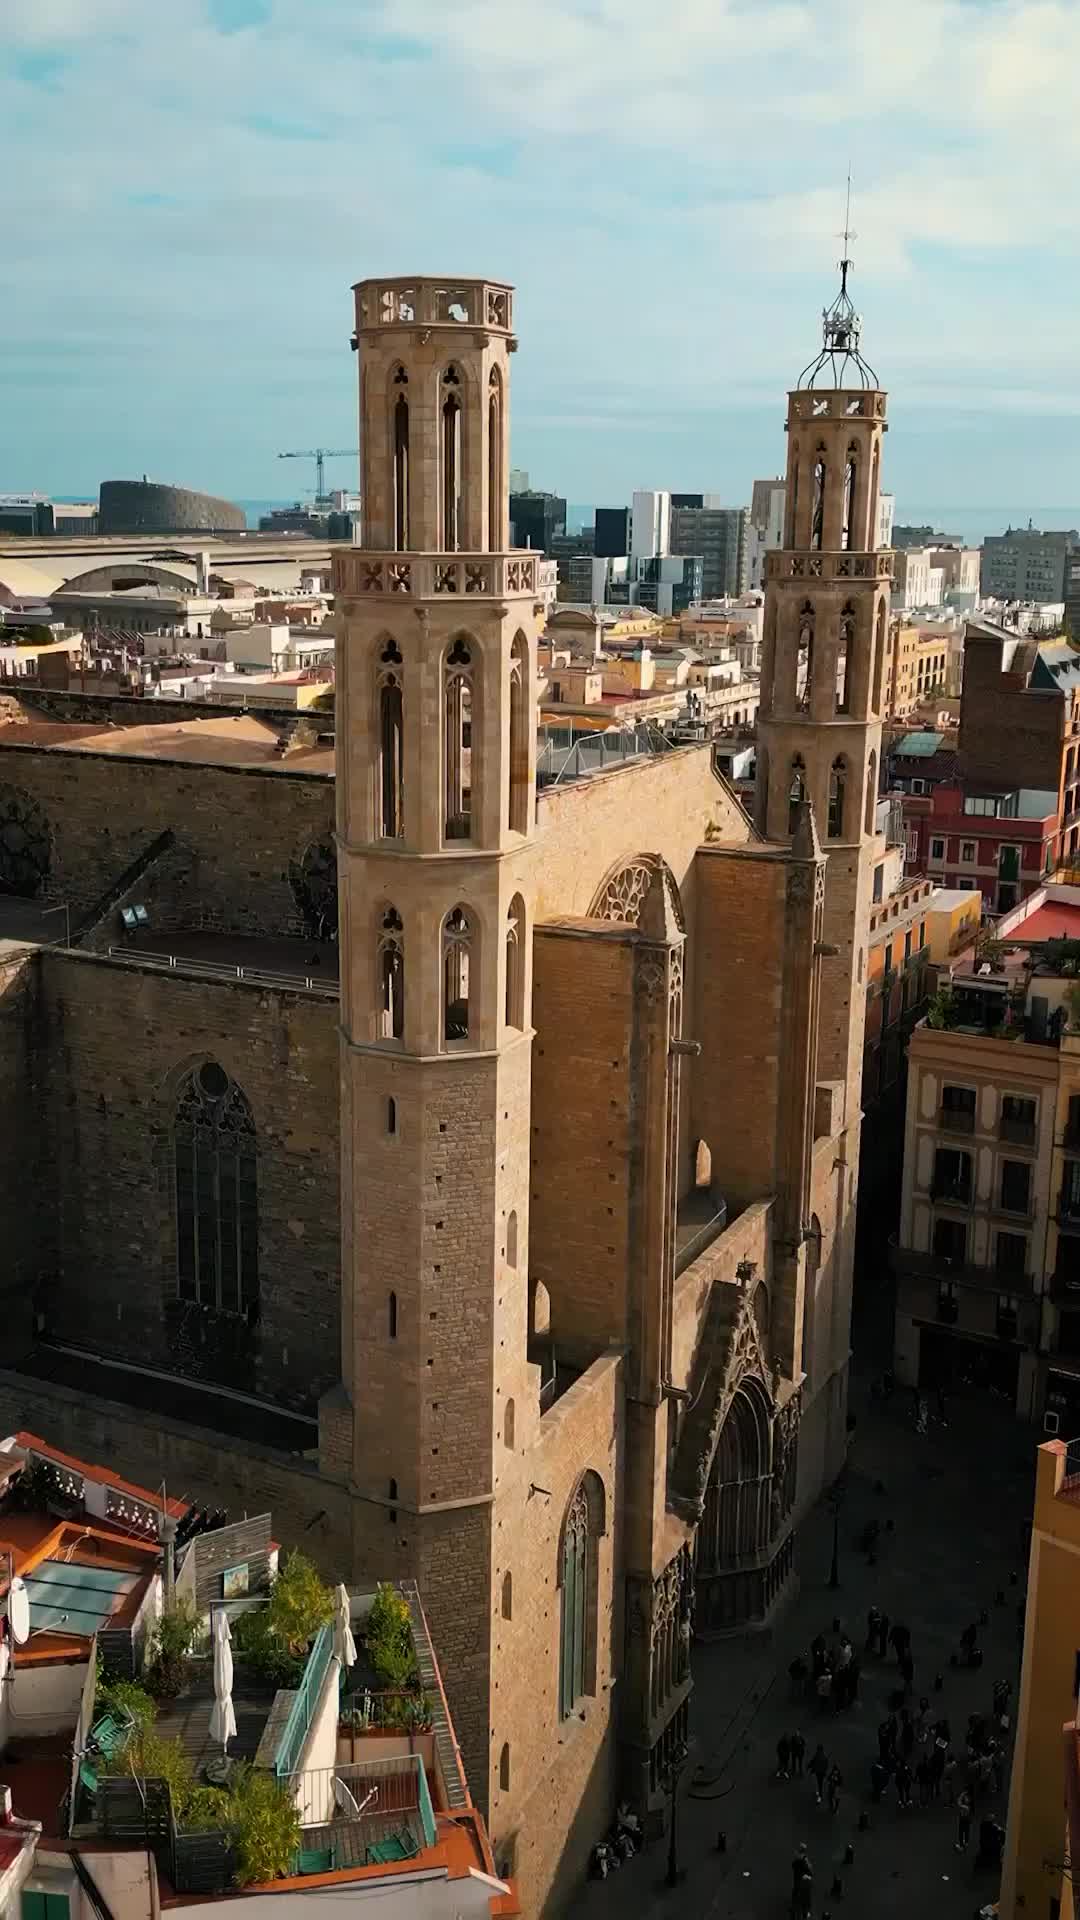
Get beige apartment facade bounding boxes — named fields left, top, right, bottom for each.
left=893, top=930, right=1080, bottom=1429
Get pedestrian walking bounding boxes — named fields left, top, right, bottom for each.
left=878, top=1714, right=897, bottom=1762
left=889, top=1619, right=910, bottom=1663
left=811, top=1633, right=827, bottom=1676
left=776, top=1733, right=792, bottom=1780
left=790, top=1843, right=811, bottom=1897
left=900, top=1710, right=915, bottom=1760
left=894, top=1760, right=912, bottom=1810
left=816, top=1668, right=833, bottom=1710
left=789, top=1655, right=809, bottom=1699
left=809, top=1744, right=829, bottom=1804
left=943, top=1753, right=958, bottom=1805
left=790, top=1730, right=806, bottom=1777
left=900, top=1649, right=915, bottom=1694
left=866, top=1605, right=881, bottom=1651
left=826, top=1763, right=842, bottom=1814
left=955, top=1787, right=972, bottom=1850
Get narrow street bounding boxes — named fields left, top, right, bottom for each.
left=580, top=1374, right=1034, bottom=1918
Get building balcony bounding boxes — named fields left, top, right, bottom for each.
left=333, top=548, right=543, bottom=603
left=889, top=1237, right=1036, bottom=1296
left=1065, top=1123, right=1080, bottom=1152
left=999, top=1116, right=1037, bottom=1146
left=930, top=1178, right=974, bottom=1208
left=1059, top=1192, right=1080, bottom=1230
left=764, top=549, right=894, bottom=585
left=938, top=1108, right=976, bottom=1136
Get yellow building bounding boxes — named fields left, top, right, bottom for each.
left=888, top=619, right=953, bottom=718
left=1001, top=1436, right=1080, bottom=1919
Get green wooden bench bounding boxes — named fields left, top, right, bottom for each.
left=364, top=1830, right=419, bottom=1866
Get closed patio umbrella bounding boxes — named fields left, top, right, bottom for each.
left=209, top=1607, right=237, bottom=1752
left=333, top=1584, right=356, bottom=1671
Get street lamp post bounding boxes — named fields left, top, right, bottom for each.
left=661, top=1739, right=689, bottom=1890
left=827, top=1478, right=846, bottom=1591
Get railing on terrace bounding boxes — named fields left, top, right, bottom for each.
left=274, top=1624, right=334, bottom=1779
left=1000, top=1116, right=1037, bottom=1146
left=888, top=1237, right=1036, bottom=1296
left=108, top=946, right=338, bottom=998
left=938, top=1107, right=975, bottom=1135
left=285, top=1756, right=436, bottom=1867
left=536, top=723, right=675, bottom=791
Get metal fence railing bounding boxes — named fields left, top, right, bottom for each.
left=107, top=947, right=338, bottom=998
left=274, top=1624, right=334, bottom=1779
left=285, top=1754, right=437, bottom=1860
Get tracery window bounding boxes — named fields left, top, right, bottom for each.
left=558, top=1473, right=604, bottom=1719
left=378, top=637, right=404, bottom=839
left=828, top=757, right=847, bottom=840
left=378, top=906, right=405, bottom=1041
left=836, top=603, right=855, bottom=714
left=444, top=637, right=473, bottom=841
left=442, top=366, right=462, bottom=551
left=175, top=1062, right=258, bottom=1317
left=392, top=367, right=409, bottom=549
left=797, top=602, right=815, bottom=711
left=488, top=367, right=503, bottom=552
left=443, top=904, right=472, bottom=1044
left=811, top=450, right=826, bottom=552
left=788, top=755, right=806, bottom=836
left=508, top=632, right=528, bottom=833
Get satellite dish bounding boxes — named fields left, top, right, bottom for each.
left=9, top=1576, right=30, bottom=1645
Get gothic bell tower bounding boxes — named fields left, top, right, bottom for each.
left=327, top=279, right=545, bottom=1801
left=755, top=255, right=893, bottom=1120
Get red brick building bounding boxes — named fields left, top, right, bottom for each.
left=904, top=780, right=1059, bottom=914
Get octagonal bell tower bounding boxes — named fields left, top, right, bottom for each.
left=756, top=256, right=894, bottom=1122
left=327, top=278, right=546, bottom=1809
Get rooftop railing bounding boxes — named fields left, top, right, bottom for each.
left=285, top=1755, right=437, bottom=1866
left=536, top=722, right=676, bottom=791
left=274, top=1623, right=334, bottom=1779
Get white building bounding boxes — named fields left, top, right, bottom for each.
left=630, top=490, right=671, bottom=563
left=879, top=491, right=896, bottom=550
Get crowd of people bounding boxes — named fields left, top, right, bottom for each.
left=777, top=1606, right=1013, bottom=1914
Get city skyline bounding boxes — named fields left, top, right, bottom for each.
left=6, top=0, right=1080, bottom=506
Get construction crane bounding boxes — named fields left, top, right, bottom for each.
left=278, top=447, right=359, bottom=499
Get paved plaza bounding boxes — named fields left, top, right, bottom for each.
left=580, top=1374, right=1035, bottom=1919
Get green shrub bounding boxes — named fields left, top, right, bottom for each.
left=267, top=1552, right=334, bottom=1655
left=98, top=1676, right=157, bottom=1728
left=144, top=1598, right=201, bottom=1699
left=182, top=1786, right=233, bottom=1833
left=103, top=1726, right=195, bottom=1815
left=365, top=1584, right=417, bottom=1690
left=232, top=1608, right=305, bottom=1688
left=227, top=1767, right=302, bottom=1886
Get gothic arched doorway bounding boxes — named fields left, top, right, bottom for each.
left=695, top=1374, right=798, bottom=1634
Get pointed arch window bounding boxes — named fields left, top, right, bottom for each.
left=175, top=1061, right=258, bottom=1317
left=797, top=601, right=814, bottom=711
left=377, top=637, right=404, bottom=839
left=378, top=906, right=404, bottom=1041
left=558, top=1472, right=605, bottom=1720
left=872, top=599, right=887, bottom=711
left=444, top=637, right=473, bottom=841
left=392, top=367, right=410, bottom=550
left=488, top=366, right=503, bottom=553
left=508, top=632, right=529, bottom=833
left=506, top=1209, right=518, bottom=1269
left=442, top=366, right=463, bottom=551
left=811, top=449, right=826, bottom=552
left=828, top=757, right=847, bottom=840
left=865, top=748, right=878, bottom=835
left=501, top=1571, right=513, bottom=1619
left=869, top=442, right=880, bottom=547
left=836, top=603, right=854, bottom=714
left=788, top=755, right=806, bottom=836
left=503, top=1399, right=515, bottom=1450
left=442, top=904, right=472, bottom=1045
left=505, top=894, right=525, bottom=1030
left=841, top=443, right=857, bottom=551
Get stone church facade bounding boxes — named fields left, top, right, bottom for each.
left=0, top=266, right=892, bottom=1916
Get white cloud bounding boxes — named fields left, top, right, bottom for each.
left=2, top=0, right=1080, bottom=498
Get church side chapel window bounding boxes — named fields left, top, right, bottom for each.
left=558, top=1473, right=603, bottom=1720
left=444, top=637, right=473, bottom=841
left=175, top=1062, right=257, bottom=1318
left=828, top=757, right=847, bottom=840
left=811, top=449, right=826, bottom=551
left=788, top=755, right=806, bottom=836
left=443, top=905, right=472, bottom=1044
left=378, top=906, right=405, bottom=1041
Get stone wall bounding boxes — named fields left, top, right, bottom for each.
left=0, top=741, right=334, bottom=936
left=0, top=946, right=37, bottom=1356
left=31, top=948, right=340, bottom=1412
left=959, top=633, right=1065, bottom=793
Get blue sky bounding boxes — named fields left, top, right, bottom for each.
left=5, top=0, right=1080, bottom=521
